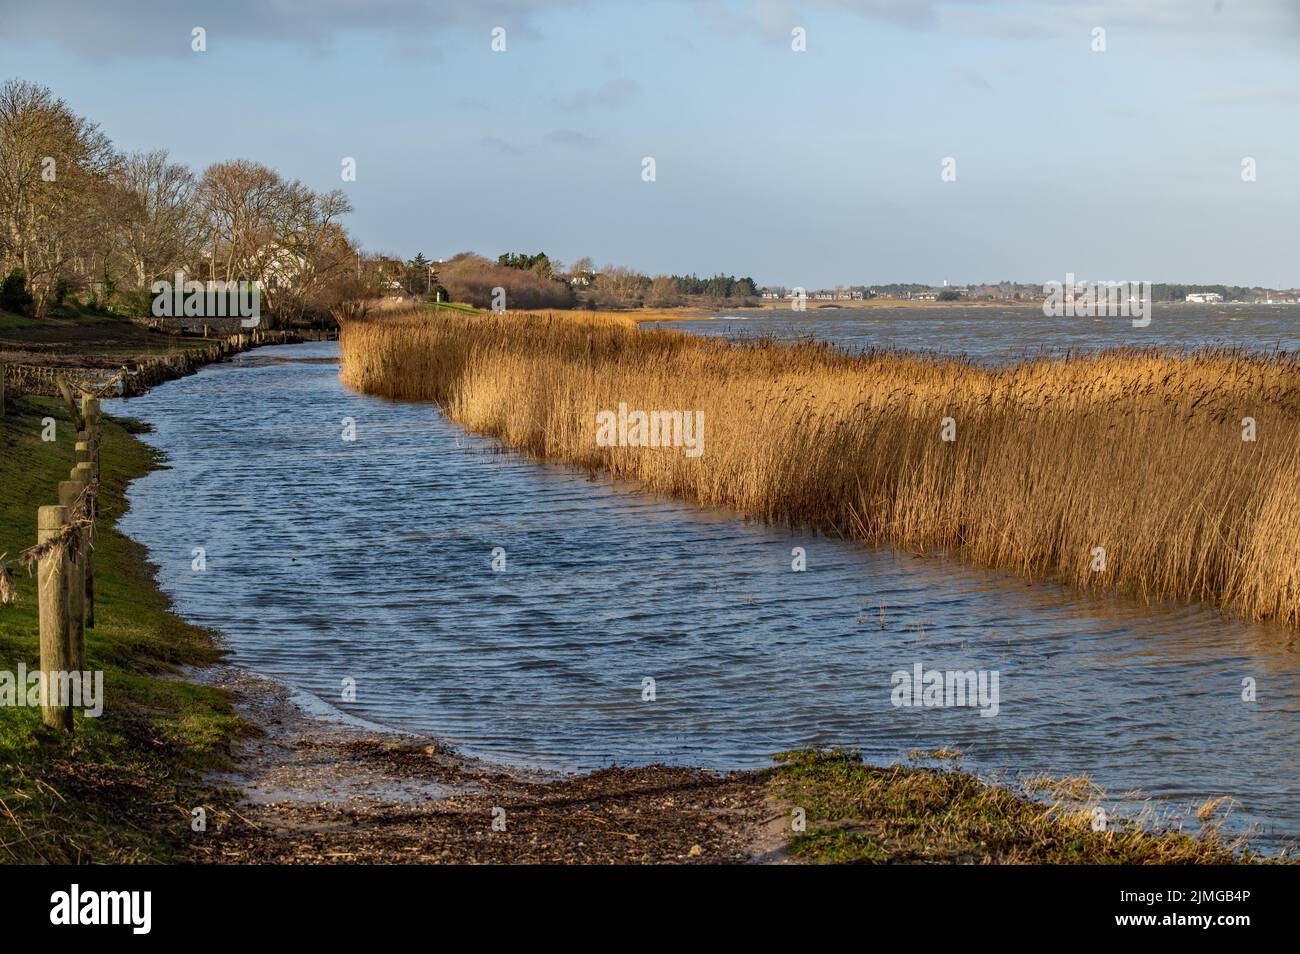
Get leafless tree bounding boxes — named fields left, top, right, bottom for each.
left=0, top=79, right=115, bottom=313
left=111, top=149, right=203, bottom=288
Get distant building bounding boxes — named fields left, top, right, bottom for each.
left=1185, top=292, right=1224, bottom=303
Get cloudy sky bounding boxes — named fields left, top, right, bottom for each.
left=2, top=0, right=1298, bottom=287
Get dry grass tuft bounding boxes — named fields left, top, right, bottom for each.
left=772, top=749, right=1257, bottom=863
left=339, top=307, right=1300, bottom=629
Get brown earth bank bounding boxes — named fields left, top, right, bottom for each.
left=1, top=308, right=235, bottom=367
left=187, top=668, right=781, bottom=865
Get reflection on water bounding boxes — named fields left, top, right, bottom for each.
left=109, top=341, right=1300, bottom=849
left=652, top=303, right=1300, bottom=361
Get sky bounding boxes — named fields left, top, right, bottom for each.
left=1, top=0, right=1298, bottom=288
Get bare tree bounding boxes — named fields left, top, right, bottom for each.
left=0, top=79, right=115, bottom=313
left=197, top=159, right=282, bottom=284
left=646, top=274, right=680, bottom=307
left=592, top=265, right=648, bottom=309
left=111, top=149, right=203, bottom=288
left=256, top=181, right=353, bottom=320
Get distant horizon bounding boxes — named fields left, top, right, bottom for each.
left=400, top=252, right=1300, bottom=295
left=385, top=250, right=1300, bottom=294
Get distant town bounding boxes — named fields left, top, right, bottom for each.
left=375, top=253, right=1300, bottom=313
left=756, top=281, right=1299, bottom=306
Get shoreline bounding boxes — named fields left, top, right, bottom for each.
left=186, top=665, right=780, bottom=864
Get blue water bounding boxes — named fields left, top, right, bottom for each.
left=651, top=303, right=1300, bottom=361
left=107, top=340, right=1300, bottom=850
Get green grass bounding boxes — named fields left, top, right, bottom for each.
left=44, top=302, right=116, bottom=323
left=771, top=749, right=1263, bottom=864
left=426, top=300, right=480, bottom=314
left=0, top=396, right=241, bottom=863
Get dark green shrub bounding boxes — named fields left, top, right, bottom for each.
left=111, top=287, right=154, bottom=318
left=0, top=269, right=34, bottom=313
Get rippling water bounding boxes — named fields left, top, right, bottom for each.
left=108, top=341, right=1300, bottom=848
left=652, top=303, right=1300, bottom=361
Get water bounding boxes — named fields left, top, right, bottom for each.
left=108, top=340, right=1300, bottom=849
left=651, top=303, right=1300, bottom=361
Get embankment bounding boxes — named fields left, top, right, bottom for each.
left=2, top=328, right=328, bottom=400
left=0, top=397, right=238, bottom=862
left=338, top=309, right=1300, bottom=629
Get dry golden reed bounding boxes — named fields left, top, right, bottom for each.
left=339, top=307, right=1300, bottom=628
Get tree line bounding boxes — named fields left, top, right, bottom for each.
left=0, top=78, right=373, bottom=325
left=404, top=250, right=759, bottom=310
left=0, top=77, right=760, bottom=323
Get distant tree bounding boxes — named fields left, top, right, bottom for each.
left=0, top=79, right=116, bottom=314
left=440, top=252, right=574, bottom=309
left=403, top=252, right=433, bottom=297
left=646, top=274, right=680, bottom=307
left=592, top=265, right=649, bottom=309
left=498, top=251, right=553, bottom=279
left=111, top=149, right=204, bottom=289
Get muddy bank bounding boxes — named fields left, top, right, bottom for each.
left=3, top=327, right=330, bottom=399
left=188, top=667, right=783, bottom=864
left=185, top=666, right=1264, bottom=865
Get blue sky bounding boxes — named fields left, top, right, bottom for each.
left=1, top=0, right=1298, bottom=287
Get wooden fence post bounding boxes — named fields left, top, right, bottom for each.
left=57, top=480, right=86, bottom=671
left=71, top=462, right=95, bottom=630
left=36, top=505, right=73, bottom=733
left=83, top=398, right=101, bottom=625
left=83, top=397, right=100, bottom=430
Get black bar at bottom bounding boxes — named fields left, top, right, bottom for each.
left=0, top=863, right=1281, bottom=940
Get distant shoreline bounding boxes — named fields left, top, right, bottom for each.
left=633, top=298, right=1300, bottom=320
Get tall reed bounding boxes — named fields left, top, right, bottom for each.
left=339, top=308, right=1300, bottom=628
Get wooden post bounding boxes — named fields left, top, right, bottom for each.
left=57, top=480, right=86, bottom=671
left=81, top=397, right=100, bottom=471
left=75, top=440, right=90, bottom=465
left=36, top=505, right=73, bottom=733
left=72, top=462, right=95, bottom=629
left=79, top=397, right=101, bottom=626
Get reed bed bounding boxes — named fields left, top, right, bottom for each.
left=339, top=307, right=1300, bottom=628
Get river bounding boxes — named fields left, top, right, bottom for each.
left=106, top=328, right=1300, bottom=850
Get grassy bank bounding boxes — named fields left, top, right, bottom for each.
left=772, top=749, right=1254, bottom=863
left=0, top=396, right=239, bottom=863
left=338, top=309, right=1300, bottom=629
